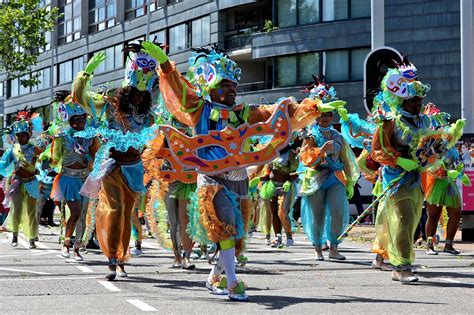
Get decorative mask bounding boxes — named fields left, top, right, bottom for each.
left=159, top=99, right=293, bottom=175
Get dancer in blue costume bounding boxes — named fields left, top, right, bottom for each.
left=141, top=41, right=343, bottom=301
left=300, top=79, right=359, bottom=261
left=49, top=91, right=100, bottom=261
left=0, top=109, right=43, bottom=249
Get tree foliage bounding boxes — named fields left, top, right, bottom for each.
left=0, top=0, right=60, bottom=87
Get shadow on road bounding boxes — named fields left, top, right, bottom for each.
left=247, top=294, right=445, bottom=310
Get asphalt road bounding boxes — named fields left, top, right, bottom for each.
left=0, top=226, right=473, bottom=314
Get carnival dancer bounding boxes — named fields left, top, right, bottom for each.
left=35, top=124, right=56, bottom=227
left=71, top=43, right=158, bottom=280
left=299, top=79, right=359, bottom=261
left=49, top=91, right=100, bottom=261
left=259, top=138, right=301, bottom=247
left=0, top=109, right=43, bottom=248
left=422, top=105, right=469, bottom=255
left=371, top=60, right=433, bottom=283
left=141, top=42, right=343, bottom=301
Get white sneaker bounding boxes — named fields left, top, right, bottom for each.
left=130, top=247, right=143, bottom=257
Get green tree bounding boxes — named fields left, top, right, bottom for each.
left=0, top=0, right=59, bottom=87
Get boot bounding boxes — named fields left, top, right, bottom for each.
left=29, top=239, right=37, bottom=249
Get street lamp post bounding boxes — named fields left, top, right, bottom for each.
left=371, top=0, right=384, bottom=50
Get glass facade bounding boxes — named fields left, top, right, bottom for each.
left=276, top=52, right=320, bottom=87
left=125, top=0, right=146, bottom=20
left=95, top=44, right=123, bottom=73
left=58, top=0, right=81, bottom=45
left=169, top=23, right=188, bottom=53
left=276, top=47, right=369, bottom=86
left=58, top=56, right=84, bottom=84
left=278, top=0, right=369, bottom=27
left=191, top=16, right=211, bottom=48
left=89, top=0, right=116, bottom=33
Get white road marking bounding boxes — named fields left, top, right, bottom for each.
left=17, top=238, right=30, bottom=249
left=0, top=255, right=16, bottom=258
left=32, top=250, right=57, bottom=256
left=76, top=266, right=94, bottom=273
left=98, top=280, right=121, bottom=292
left=0, top=267, right=51, bottom=275
left=439, top=278, right=474, bottom=286
left=0, top=276, right=100, bottom=282
left=126, top=299, right=157, bottom=312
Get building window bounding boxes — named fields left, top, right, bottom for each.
left=324, top=50, right=349, bottom=81
left=58, top=0, right=81, bottom=45
left=351, top=0, right=371, bottom=18
left=276, top=52, right=320, bottom=87
left=350, top=47, right=370, bottom=80
left=31, top=68, right=51, bottom=92
left=323, top=47, right=370, bottom=82
left=278, top=0, right=369, bottom=27
left=94, top=44, right=123, bottom=74
left=58, top=56, right=84, bottom=84
left=149, top=0, right=159, bottom=11
left=125, top=0, right=145, bottom=20
left=169, top=23, right=188, bottom=54
left=89, top=0, right=116, bottom=33
left=9, top=75, right=31, bottom=97
left=191, top=16, right=210, bottom=48
left=299, top=0, right=321, bottom=25
left=277, top=0, right=320, bottom=27
left=277, top=0, right=297, bottom=28
left=148, top=30, right=167, bottom=53
left=0, top=82, right=4, bottom=98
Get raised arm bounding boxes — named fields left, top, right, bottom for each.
left=141, top=41, right=202, bottom=127
left=71, top=52, right=108, bottom=118
left=249, top=97, right=345, bottom=131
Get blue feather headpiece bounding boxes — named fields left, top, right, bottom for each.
left=186, top=45, right=241, bottom=100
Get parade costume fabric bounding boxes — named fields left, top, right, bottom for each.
left=369, top=60, right=461, bottom=267
left=71, top=46, right=156, bottom=263
left=298, top=79, right=359, bottom=248
left=300, top=125, right=359, bottom=247
left=147, top=41, right=341, bottom=298
left=0, top=110, right=43, bottom=240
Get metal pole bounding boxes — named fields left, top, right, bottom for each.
left=461, top=0, right=473, bottom=131
left=371, top=0, right=385, bottom=50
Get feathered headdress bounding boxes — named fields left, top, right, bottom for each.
left=380, top=56, right=430, bottom=110
left=9, top=107, right=43, bottom=135
left=122, top=39, right=164, bottom=92
left=52, top=90, right=86, bottom=123
left=303, top=75, right=337, bottom=104
left=186, top=44, right=241, bottom=100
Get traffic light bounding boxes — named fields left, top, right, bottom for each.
left=363, top=47, right=403, bottom=113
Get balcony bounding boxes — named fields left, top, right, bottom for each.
left=224, top=24, right=263, bottom=50
left=237, top=80, right=273, bottom=93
